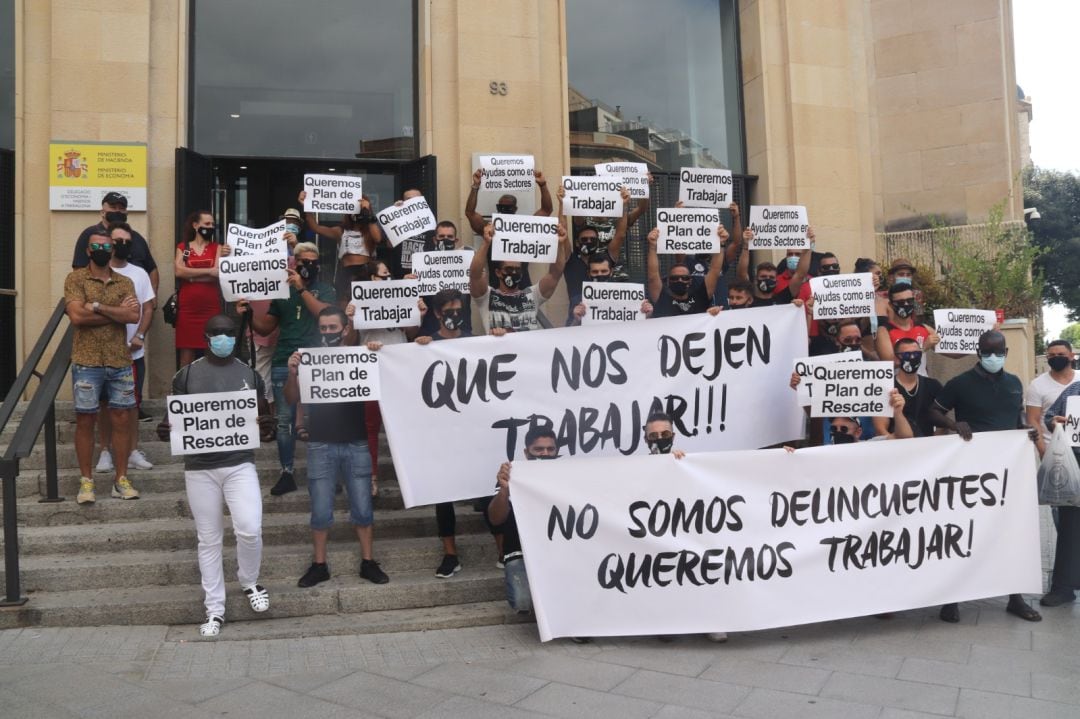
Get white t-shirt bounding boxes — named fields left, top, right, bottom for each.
left=111, top=262, right=154, bottom=360
left=339, top=229, right=370, bottom=258
left=1025, top=370, right=1076, bottom=440
left=476, top=285, right=548, bottom=334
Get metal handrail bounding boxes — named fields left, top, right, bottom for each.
left=0, top=297, right=73, bottom=606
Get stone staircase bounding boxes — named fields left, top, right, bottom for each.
left=0, top=399, right=522, bottom=637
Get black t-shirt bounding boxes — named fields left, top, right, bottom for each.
left=889, top=376, right=943, bottom=438
left=686, top=254, right=729, bottom=308
left=563, top=250, right=617, bottom=324
left=73, top=223, right=157, bottom=274
left=750, top=286, right=794, bottom=307
left=392, top=230, right=434, bottom=277
left=935, top=365, right=1024, bottom=433
left=306, top=400, right=367, bottom=444
left=651, top=279, right=711, bottom=318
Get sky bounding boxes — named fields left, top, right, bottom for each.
left=1012, top=1, right=1080, bottom=340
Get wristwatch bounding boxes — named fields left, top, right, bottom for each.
left=92, top=301, right=100, bottom=313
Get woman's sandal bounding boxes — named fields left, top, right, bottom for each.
left=244, top=584, right=270, bottom=613
left=199, top=615, right=224, bottom=637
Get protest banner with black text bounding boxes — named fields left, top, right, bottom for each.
left=479, top=155, right=535, bottom=193
left=297, top=346, right=381, bottom=404
left=226, top=221, right=287, bottom=257
left=218, top=252, right=289, bottom=302
left=678, top=167, right=734, bottom=208
left=378, top=306, right=808, bottom=507
left=808, top=360, right=894, bottom=417
left=377, top=196, right=437, bottom=247
left=595, top=162, right=648, bottom=199
left=303, top=174, right=363, bottom=214
left=1065, top=396, right=1080, bottom=447
left=350, top=279, right=422, bottom=330
left=579, top=282, right=647, bottom=325
left=412, top=250, right=473, bottom=294
left=168, top=390, right=260, bottom=456
left=810, top=273, right=876, bottom=320
left=933, top=309, right=996, bottom=355
left=793, top=352, right=864, bottom=406
left=560, top=176, right=623, bottom=217
left=511, top=431, right=1041, bottom=640
left=490, top=213, right=560, bottom=263
left=655, top=208, right=722, bottom=255
left=747, top=206, right=810, bottom=249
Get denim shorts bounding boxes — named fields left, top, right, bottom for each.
left=307, top=441, right=374, bottom=529
left=72, top=364, right=136, bottom=413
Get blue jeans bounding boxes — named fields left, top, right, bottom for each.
left=72, top=364, right=135, bottom=413
left=270, top=365, right=296, bottom=472
left=307, top=441, right=374, bottom=529
left=504, top=557, right=533, bottom=613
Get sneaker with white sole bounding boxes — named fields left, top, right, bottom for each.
left=95, top=449, right=114, bottom=474
left=435, top=554, right=462, bottom=578
left=128, top=449, right=154, bottom=470
left=77, top=477, right=96, bottom=504
left=111, top=476, right=140, bottom=499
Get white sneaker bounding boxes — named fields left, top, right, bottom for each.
left=129, top=449, right=154, bottom=470
left=706, top=632, right=728, bottom=643
left=95, top=449, right=114, bottom=474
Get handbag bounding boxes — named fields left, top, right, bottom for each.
left=162, top=242, right=187, bottom=327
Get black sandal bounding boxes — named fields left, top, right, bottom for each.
left=1006, top=599, right=1042, bottom=622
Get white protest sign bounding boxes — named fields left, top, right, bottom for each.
left=1065, top=396, right=1080, bottom=447
left=226, top=221, right=287, bottom=257
left=350, top=280, right=422, bottom=330
left=297, top=346, right=381, bottom=404
left=168, top=390, right=259, bottom=456
left=933, top=309, right=996, bottom=355
left=792, top=352, right=864, bottom=406
left=511, top=431, right=1041, bottom=641
left=595, top=161, right=648, bottom=199
left=560, top=176, right=623, bottom=217
left=810, top=273, right=876, bottom=320
left=478, top=155, right=535, bottom=193
left=747, top=206, right=810, bottom=249
left=303, top=174, right=363, bottom=214
left=412, top=250, right=472, bottom=294
left=378, top=305, right=808, bottom=507
left=678, top=167, right=734, bottom=207
left=376, top=196, right=437, bottom=248
left=579, top=282, right=647, bottom=325
left=217, top=252, right=290, bottom=301
left=490, top=213, right=560, bottom=262
left=808, top=360, right=894, bottom=417
left=655, top=208, right=722, bottom=255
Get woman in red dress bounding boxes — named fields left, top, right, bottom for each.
left=175, top=210, right=229, bottom=367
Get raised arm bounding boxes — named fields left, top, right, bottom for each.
left=736, top=228, right=753, bottom=282
left=487, top=462, right=512, bottom=526
left=787, top=247, right=813, bottom=298
left=704, top=223, right=730, bottom=298
left=607, top=187, right=632, bottom=261
left=646, top=228, right=662, bottom=303
left=534, top=170, right=552, bottom=217
left=465, top=169, right=486, bottom=236
left=724, top=202, right=743, bottom=267
left=297, top=190, right=344, bottom=241
left=469, top=223, right=493, bottom=299
left=538, top=222, right=571, bottom=300
left=626, top=179, right=651, bottom=227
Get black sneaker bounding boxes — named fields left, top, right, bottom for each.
left=297, top=562, right=330, bottom=588
left=138, top=409, right=153, bottom=423
left=360, top=559, right=389, bottom=584
left=270, top=470, right=297, bottom=496
left=435, top=554, right=462, bottom=578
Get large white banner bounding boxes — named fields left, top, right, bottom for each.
left=379, top=306, right=809, bottom=506
left=511, top=431, right=1042, bottom=641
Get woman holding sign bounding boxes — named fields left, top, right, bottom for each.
left=175, top=210, right=231, bottom=368
left=297, top=190, right=386, bottom=282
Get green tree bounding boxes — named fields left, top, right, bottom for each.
left=1024, top=166, right=1080, bottom=320
left=1059, top=322, right=1080, bottom=347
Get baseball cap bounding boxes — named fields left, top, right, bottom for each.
left=102, top=191, right=129, bottom=208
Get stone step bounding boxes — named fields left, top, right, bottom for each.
left=163, top=600, right=532, bottom=641
left=2, top=506, right=490, bottom=555
left=4, top=533, right=501, bottom=593
left=5, top=485, right=417, bottom=527
left=5, top=399, right=167, bottom=423
left=0, top=567, right=507, bottom=629
left=19, top=440, right=306, bottom=470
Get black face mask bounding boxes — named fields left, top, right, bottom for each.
left=104, top=211, right=127, bottom=223
left=668, top=277, right=691, bottom=295
left=757, top=277, right=777, bottom=294
left=832, top=431, right=857, bottom=445
left=90, top=248, right=112, bottom=267
left=441, top=310, right=464, bottom=331
left=891, top=300, right=915, bottom=319
left=438, top=239, right=456, bottom=251
left=496, top=204, right=517, bottom=215
left=500, top=271, right=521, bottom=289
left=818, top=264, right=841, bottom=276
left=647, top=436, right=675, bottom=454
left=822, top=321, right=840, bottom=336
left=839, top=338, right=862, bottom=351
left=297, top=261, right=320, bottom=282
left=728, top=301, right=749, bottom=309
left=898, top=351, right=923, bottom=374
left=197, top=226, right=215, bottom=240
left=112, top=242, right=132, bottom=260
left=1048, top=355, right=1072, bottom=372
left=590, top=274, right=612, bottom=283
left=578, top=239, right=597, bottom=257
left=525, top=450, right=558, bottom=460
left=321, top=331, right=345, bottom=348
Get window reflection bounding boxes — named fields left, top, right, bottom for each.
left=567, top=0, right=743, bottom=173
left=191, top=0, right=415, bottom=159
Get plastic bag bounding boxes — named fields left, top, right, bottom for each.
left=1037, top=424, right=1080, bottom=506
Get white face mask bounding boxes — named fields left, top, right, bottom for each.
left=979, top=353, right=1006, bottom=373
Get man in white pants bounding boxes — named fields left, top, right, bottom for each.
left=159, top=314, right=276, bottom=637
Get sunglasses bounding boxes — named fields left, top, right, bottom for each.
left=375, top=273, right=392, bottom=280
left=646, top=430, right=674, bottom=441
left=89, top=242, right=113, bottom=251
left=435, top=234, right=455, bottom=240
left=830, top=424, right=854, bottom=434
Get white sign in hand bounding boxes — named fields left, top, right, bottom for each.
left=350, top=279, right=422, bottom=329
left=579, top=282, right=647, bottom=324
left=560, top=176, right=623, bottom=217
left=595, top=162, right=648, bottom=199
left=168, top=390, right=260, bottom=455
left=478, top=155, right=535, bottom=193
left=303, top=174, right=363, bottom=214
left=490, top=214, right=560, bottom=262
left=808, top=361, right=895, bottom=417
left=678, top=167, right=734, bottom=207
left=226, top=221, right=287, bottom=257
left=933, top=309, right=996, bottom=355
left=747, top=206, right=810, bottom=249
left=297, top=346, right=381, bottom=404
left=377, top=196, right=437, bottom=247
left=810, top=273, right=876, bottom=320
left=218, top=252, right=290, bottom=301
left=655, top=208, right=722, bottom=255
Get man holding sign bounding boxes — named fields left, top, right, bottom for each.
left=1043, top=378, right=1080, bottom=608
left=645, top=223, right=728, bottom=317
left=158, top=315, right=275, bottom=638
left=285, top=307, right=390, bottom=589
